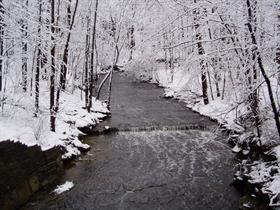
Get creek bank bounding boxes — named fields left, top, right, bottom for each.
left=165, top=91, right=280, bottom=209
left=0, top=109, right=110, bottom=210
left=126, top=72, right=280, bottom=209
left=0, top=141, right=62, bottom=210
left=232, top=132, right=280, bottom=210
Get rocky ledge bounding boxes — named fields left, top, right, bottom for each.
left=0, top=141, right=62, bottom=210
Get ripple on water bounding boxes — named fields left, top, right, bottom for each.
left=23, top=129, right=239, bottom=210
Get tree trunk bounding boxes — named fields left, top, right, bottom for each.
left=128, top=25, right=135, bottom=61
left=35, top=0, right=42, bottom=116
left=85, top=17, right=90, bottom=111
left=207, top=70, right=214, bottom=101
left=107, top=69, right=113, bottom=110
left=54, top=0, right=79, bottom=119
left=59, top=0, right=71, bottom=90
left=194, top=0, right=209, bottom=105
left=114, top=45, right=120, bottom=65
left=277, top=14, right=280, bottom=85
left=221, top=71, right=226, bottom=100
left=21, top=0, right=28, bottom=92
left=35, top=50, right=40, bottom=116
left=89, top=0, right=99, bottom=109
left=128, top=5, right=136, bottom=61
left=96, top=68, right=112, bottom=100
left=67, top=0, right=71, bottom=26
left=246, top=0, right=261, bottom=137
left=214, top=72, right=221, bottom=98
left=50, top=0, right=56, bottom=131
left=30, top=46, right=37, bottom=93
left=60, top=0, right=78, bottom=90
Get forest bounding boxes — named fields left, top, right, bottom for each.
left=0, top=0, right=280, bottom=209
left=0, top=0, right=279, bottom=141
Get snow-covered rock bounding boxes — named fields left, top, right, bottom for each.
left=53, top=181, right=75, bottom=195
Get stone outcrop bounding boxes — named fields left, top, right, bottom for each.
left=0, top=141, right=62, bottom=210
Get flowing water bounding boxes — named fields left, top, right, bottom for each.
left=23, top=73, right=240, bottom=210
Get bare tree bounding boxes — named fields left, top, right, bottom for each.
left=194, top=0, right=209, bottom=105
left=246, top=0, right=280, bottom=137
left=50, top=0, right=56, bottom=131
left=21, top=0, right=28, bottom=92
left=59, top=0, right=72, bottom=90
left=85, top=16, right=90, bottom=111
left=35, top=0, right=42, bottom=116
left=89, top=0, right=99, bottom=110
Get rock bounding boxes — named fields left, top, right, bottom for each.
left=0, top=141, right=62, bottom=210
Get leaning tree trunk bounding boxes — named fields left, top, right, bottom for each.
left=277, top=14, right=280, bottom=85
left=246, top=0, right=280, bottom=137
left=107, top=68, right=113, bottom=110
left=54, top=0, right=79, bottom=116
left=246, top=0, right=261, bottom=137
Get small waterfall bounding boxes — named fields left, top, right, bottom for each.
left=111, top=124, right=210, bottom=133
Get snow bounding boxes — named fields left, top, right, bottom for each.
left=53, top=181, right=75, bottom=195
left=237, top=161, right=280, bottom=207
left=264, top=177, right=280, bottom=207
left=273, top=146, right=280, bottom=161
left=243, top=203, right=253, bottom=208
left=232, top=144, right=242, bottom=153
left=190, top=99, right=245, bottom=133
left=0, top=82, right=109, bottom=159
left=105, top=126, right=110, bottom=130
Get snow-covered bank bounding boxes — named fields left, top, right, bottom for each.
left=0, top=84, right=109, bottom=160
left=233, top=143, right=280, bottom=209
left=236, top=160, right=280, bottom=208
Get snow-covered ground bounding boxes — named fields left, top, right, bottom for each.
left=0, top=82, right=109, bottom=160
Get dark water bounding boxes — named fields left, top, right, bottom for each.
left=23, top=73, right=240, bottom=210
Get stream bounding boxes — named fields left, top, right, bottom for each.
left=23, top=72, right=240, bottom=210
